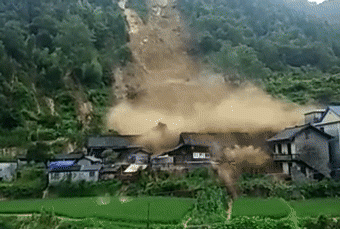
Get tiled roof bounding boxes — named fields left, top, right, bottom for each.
left=48, top=161, right=81, bottom=172
left=84, top=156, right=102, bottom=163
left=267, top=124, right=333, bottom=142
left=329, top=106, right=340, bottom=117
left=49, top=160, right=75, bottom=169
left=87, top=135, right=139, bottom=148
left=266, top=126, right=306, bottom=142
left=127, top=148, right=152, bottom=155
left=101, top=165, right=121, bottom=173
left=317, top=106, right=340, bottom=122
left=156, top=144, right=209, bottom=157
left=54, top=153, right=84, bottom=160
left=80, top=164, right=103, bottom=171
left=179, top=132, right=265, bottom=147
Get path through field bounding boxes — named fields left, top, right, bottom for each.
left=226, top=199, right=233, bottom=220
left=280, top=198, right=299, bottom=229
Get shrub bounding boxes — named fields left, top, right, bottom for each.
left=10, top=208, right=60, bottom=229
left=237, top=174, right=340, bottom=199
left=129, top=168, right=223, bottom=198
left=48, top=179, right=122, bottom=198
left=270, top=182, right=294, bottom=200
left=237, top=173, right=274, bottom=198
left=299, top=215, right=340, bottom=229
left=0, top=167, right=47, bottom=199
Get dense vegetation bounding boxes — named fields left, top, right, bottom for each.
left=0, top=165, right=47, bottom=199
left=1, top=0, right=340, bottom=151
left=0, top=0, right=129, bottom=150
left=178, top=0, right=340, bottom=104
left=238, top=173, right=340, bottom=199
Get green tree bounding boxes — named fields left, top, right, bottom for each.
left=27, top=142, right=52, bottom=163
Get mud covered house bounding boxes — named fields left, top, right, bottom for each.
left=267, top=124, right=333, bottom=180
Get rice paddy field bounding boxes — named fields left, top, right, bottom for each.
left=232, top=197, right=291, bottom=219
left=232, top=197, right=340, bottom=219
left=0, top=196, right=195, bottom=224
left=290, top=198, right=340, bottom=218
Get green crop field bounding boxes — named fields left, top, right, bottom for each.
left=232, top=197, right=340, bottom=219
left=289, top=198, right=340, bottom=218
left=0, top=196, right=195, bottom=224
left=232, top=197, right=291, bottom=219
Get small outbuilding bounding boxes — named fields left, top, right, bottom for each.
left=0, top=161, right=17, bottom=182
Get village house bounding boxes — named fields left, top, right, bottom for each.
left=304, top=106, right=340, bottom=177
left=151, top=144, right=211, bottom=171
left=0, top=154, right=31, bottom=182
left=86, top=135, right=152, bottom=180
left=267, top=124, right=333, bottom=180
left=100, top=147, right=151, bottom=180
left=179, top=132, right=273, bottom=162
left=86, top=135, right=140, bottom=158
left=48, top=153, right=103, bottom=185
left=0, top=161, right=17, bottom=182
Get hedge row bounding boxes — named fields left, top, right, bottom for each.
left=238, top=174, right=340, bottom=199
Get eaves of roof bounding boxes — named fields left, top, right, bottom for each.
left=267, top=124, right=333, bottom=142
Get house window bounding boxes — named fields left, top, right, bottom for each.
left=51, top=173, right=60, bottom=180
left=193, top=153, right=207, bottom=159
left=89, top=171, right=95, bottom=177
left=287, top=143, right=291, bottom=155
left=301, top=165, right=306, bottom=175
left=277, top=144, right=282, bottom=154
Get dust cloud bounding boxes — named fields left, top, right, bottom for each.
left=107, top=80, right=303, bottom=136
left=109, top=0, right=306, bottom=186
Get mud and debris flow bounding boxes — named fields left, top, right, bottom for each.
left=112, top=0, right=305, bottom=194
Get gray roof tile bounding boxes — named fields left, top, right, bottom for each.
left=87, top=136, right=139, bottom=148
left=267, top=124, right=333, bottom=142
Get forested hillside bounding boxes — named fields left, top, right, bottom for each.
left=0, top=0, right=129, bottom=152
left=1, top=0, right=340, bottom=153
left=179, top=0, right=340, bottom=104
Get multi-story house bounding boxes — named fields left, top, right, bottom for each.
left=267, top=124, right=333, bottom=180
left=268, top=105, right=340, bottom=180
